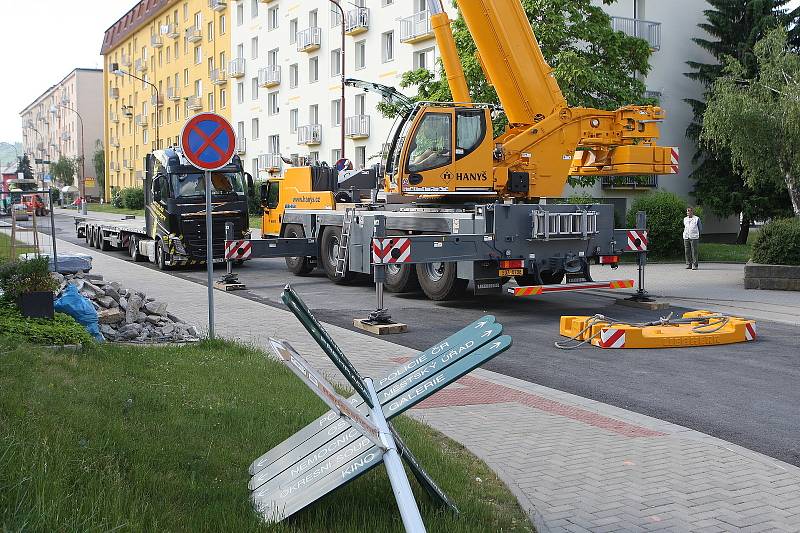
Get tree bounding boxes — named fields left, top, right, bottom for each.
left=50, top=155, right=76, bottom=187
left=701, top=27, right=800, bottom=217
left=92, top=140, right=105, bottom=193
left=380, top=0, right=653, bottom=122
left=685, top=0, right=798, bottom=242
left=15, top=154, right=34, bottom=180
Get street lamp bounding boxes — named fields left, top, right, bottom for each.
left=54, top=103, right=87, bottom=215
left=329, top=0, right=346, bottom=160
left=110, top=63, right=160, bottom=153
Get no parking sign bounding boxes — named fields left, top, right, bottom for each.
left=180, top=112, right=235, bottom=171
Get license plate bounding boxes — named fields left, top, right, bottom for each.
left=499, top=269, right=524, bottom=277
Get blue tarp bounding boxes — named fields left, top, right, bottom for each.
left=54, top=284, right=104, bottom=342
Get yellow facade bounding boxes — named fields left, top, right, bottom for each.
left=102, top=0, right=232, bottom=199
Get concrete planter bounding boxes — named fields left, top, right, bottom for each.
left=744, top=261, right=800, bottom=291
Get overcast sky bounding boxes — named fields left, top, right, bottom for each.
left=1, top=0, right=799, bottom=143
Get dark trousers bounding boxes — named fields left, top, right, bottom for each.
left=684, top=238, right=699, bottom=267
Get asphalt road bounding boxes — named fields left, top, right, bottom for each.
left=45, top=213, right=800, bottom=466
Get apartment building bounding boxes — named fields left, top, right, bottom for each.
left=100, top=0, right=232, bottom=197
left=19, top=68, right=104, bottom=196
left=230, top=0, right=458, bottom=179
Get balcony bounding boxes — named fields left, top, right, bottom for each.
left=136, top=170, right=144, bottom=180
left=601, top=175, right=659, bottom=189
left=135, top=58, right=147, bottom=72
left=120, top=54, right=131, bottom=67
left=211, top=68, right=228, bottom=85
left=109, top=111, right=119, bottom=123
left=297, top=27, right=321, bottom=52
left=135, top=114, right=148, bottom=127
left=258, top=153, right=282, bottom=172
left=611, top=16, right=661, bottom=51
left=110, top=161, right=119, bottom=172
left=209, top=0, right=227, bottom=11
left=167, top=86, right=181, bottom=101
left=258, top=65, right=280, bottom=88
left=123, top=159, right=133, bottom=170
left=345, top=7, right=369, bottom=35
left=151, top=93, right=164, bottom=107
left=235, top=137, right=246, bottom=155
left=60, top=95, right=70, bottom=106
left=345, top=115, right=370, bottom=139
left=186, top=95, right=203, bottom=111
left=162, top=23, right=180, bottom=39
left=61, top=131, right=71, bottom=141
left=110, top=136, right=120, bottom=148
left=122, top=107, right=134, bottom=118
left=400, top=10, right=433, bottom=43
left=151, top=34, right=163, bottom=47
left=297, top=124, right=322, bottom=145
left=228, top=57, right=246, bottom=78
left=185, top=26, right=202, bottom=43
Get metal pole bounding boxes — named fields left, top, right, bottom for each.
left=48, top=187, right=59, bottom=273
left=225, top=222, right=233, bottom=276
left=365, top=378, right=426, bottom=533
left=205, top=170, right=215, bottom=339
left=59, top=103, right=87, bottom=215
left=636, top=210, right=647, bottom=300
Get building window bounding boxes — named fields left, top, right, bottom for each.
left=330, top=48, right=341, bottom=76
left=382, top=31, right=394, bottom=63
left=252, top=157, right=258, bottom=178
left=414, top=47, right=436, bottom=72
left=330, top=3, right=341, bottom=27
left=236, top=3, right=244, bottom=25
left=184, top=68, right=189, bottom=86
left=289, top=63, right=299, bottom=88
left=309, top=57, right=319, bottom=83
left=208, top=21, right=214, bottom=41
left=267, top=48, right=279, bottom=67
left=309, top=9, right=318, bottom=27
left=289, top=18, right=298, bottom=44
left=289, top=108, right=298, bottom=133
left=251, top=77, right=259, bottom=100
left=220, top=15, right=226, bottom=35
left=355, top=93, right=366, bottom=115
left=194, top=79, right=202, bottom=97
left=208, top=92, right=215, bottom=111
left=331, top=98, right=341, bottom=126
left=355, top=40, right=366, bottom=70
left=268, top=6, right=279, bottom=30
left=268, top=92, right=279, bottom=115
left=251, top=117, right=259, bottom=139
left=194, top=46, right=202, bottom=64
left=251, top=0, right=258, bottom=19
left=309, top=104, right=319, bottom=124
left=355, top=146, right=366, bottom=169
left=237, top=81, right=244, bottom=104
left=220, top=88, right=227, bottom=108
left=251, top=37, right=258, bottom=59
left=331, top=149, right=342, bottom=163
left=268, top=134, right=280, bottom=155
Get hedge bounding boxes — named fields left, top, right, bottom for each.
left=626, top=190, right=687, bottom=258
left=120, top=187, right=145, bottom=210
left=752, top=218, right=800, bottom=265
left=0, top=303, right=91, bottom=345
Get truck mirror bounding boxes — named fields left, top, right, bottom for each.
left=260, top=182, right=270, bottom=206
left=245, top=172, right=255, bottom=191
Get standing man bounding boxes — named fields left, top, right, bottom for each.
left=683, top=207, right=702, bottom=270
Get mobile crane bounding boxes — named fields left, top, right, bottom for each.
left=235, top=0, right=677, bottom=300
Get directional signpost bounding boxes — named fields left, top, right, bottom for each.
left=179, top=112, right=236, bottom=339
left=250, top=285, right=512, bottom=531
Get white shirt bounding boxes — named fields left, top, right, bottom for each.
left=683, top=215, right=701, bottom=240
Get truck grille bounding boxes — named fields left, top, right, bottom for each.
left=181, top=218, right=245, bottom=259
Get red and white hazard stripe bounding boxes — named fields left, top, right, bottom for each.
left=225, top=239, right=252, bottom=260
left=371, top=238, right=411, bottom=264
left=670, top=148, right=680, bottom=174
left=599, top=328, right=626, bottom=349
left=744, top=322, right=757, bottom=341
left=627, top=230, right=648, bottom=252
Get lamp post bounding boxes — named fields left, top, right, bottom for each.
left=28, top=126, right=45, bottom=185
left=329, top=0, right=346, bottom=160
left=110, top=63, right=160, bottom=153
left=56, top=103, right=87, bottom=215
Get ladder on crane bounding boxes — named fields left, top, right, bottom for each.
left=335, top=207, right=355, bottom=277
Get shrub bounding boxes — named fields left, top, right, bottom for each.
left=111, top=186, right=123, bottom=208
left=626, top=190, right=687, bottom=258
left=120, top=187, right=145, bottom=210
left=248, top=180, right=265, bottom=215
left=0, top=303, right=91, bottom=345
left=752, top=218, right=800, bottom=265
left=0, top=257, right=58, bottom=302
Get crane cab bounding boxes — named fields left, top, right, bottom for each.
left=259, top=166, right=337, bottom=236
left=390, top=104, right=495, bottom=197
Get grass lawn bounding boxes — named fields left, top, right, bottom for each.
left=82, top=203, right=142, bottom=216
left=622, top=232, right=758, bottom=264
left=0, top=339, right=533, bottom=532
left=0, top=233, right=37, bottom=262
left=249, top=215, right=262, bottom=231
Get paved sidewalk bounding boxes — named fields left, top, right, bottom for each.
left=52, top=235, right=800, bottom=532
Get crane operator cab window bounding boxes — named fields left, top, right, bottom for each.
left=455, top=109, right=486, bottom=159
left=407, top=112, right=452, bottom=173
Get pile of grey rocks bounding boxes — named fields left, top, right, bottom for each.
left=53, top=272, right=201, bottom=343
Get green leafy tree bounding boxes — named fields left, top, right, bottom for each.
left=701, top=27, right=800, bottom=217
left=92, top=140, right=105, bottom=193
left=15, top=154, right=34, bottom=180
left=685, top=0, right=798, bottom=242
left=49, top=156, right=76, bottom=187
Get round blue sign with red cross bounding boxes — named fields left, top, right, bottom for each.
left=180, top=112, right=236, bottom=171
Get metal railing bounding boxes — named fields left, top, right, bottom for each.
left=345, top=7, right=369, bottom=34
left=186, top=95, right=203, bottom=111
left=211, top=68, right=228, bottom=84
left=135, top=58, right=147, bottom=72
left=162, top=23, right=179, bottom=38
left=110, top=161, right=119, bottom=171
left=297, top=27, right=322, bottom=51
left=258, top=65, right=281, bottom=87
left=297, top=124, right=322, bottom=145
left=109, top=87, right=119, bottom=99
left=345, top=115, right=370, bottom=138
left=123, top=159, right=133, bottom=170
left=186, top=26, right=202, bottom=42
left=610, top=16, right=661, bottom=50
left=228, top=57, right=246, bottom=78
left=209, top=0, right=227, bottom=11
left=400, top=10, right=433, bottom=43
left=135, top=114, right=148, bottom=127
left=258, top=153, right=282, bottom=171
left=110, top=136, right=120, bottom=147
left=236, top=137, right=246, bottom=154
left=151, top=34, right=163, bottom=47
left=151, top=93, right=164, bottom=107
left=61, top=131, right=71, bottom=141
left=601, top=175, right=659, bottom=189
left=167, top=86, right=181, bottom=100
left=120, top=54, right=131, bottom=67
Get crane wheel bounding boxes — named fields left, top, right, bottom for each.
left=282, top=224, right=314, bottom=275
left=415, top=262, right=468, bottom=301
left=320, top=226, right=355, bottom=284
left=384, top=264, right=420, bottom=293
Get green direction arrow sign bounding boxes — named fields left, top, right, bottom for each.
left=250, top=335, right=512, bottom=522
left=249, top=315, right=498, bottom=476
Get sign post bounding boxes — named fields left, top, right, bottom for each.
left=179, top=112, right=236, bottom=339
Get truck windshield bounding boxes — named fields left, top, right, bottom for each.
left=171, top=172, right=245, bottom=198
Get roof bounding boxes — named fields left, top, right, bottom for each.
left=101, top=0, right=175, bottom=55
left=19, top=68, right=104, bottom=116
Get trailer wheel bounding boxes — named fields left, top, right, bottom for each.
left=99, top=230, right=112, bottom=251
left=94, top=228, right=103, bottom=249
left=84, top=226, right=92, bottom=246
left=129, top=236, right=143, bottom=262
left=155, top=239, right=171, bottom=271
left=416, top=262, right=468, bottom=301
left=320, top=226, right=355, bottom=284
left=384, top=264, right=420, bottom=293
left=283, top=224, right=314, bottom=275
